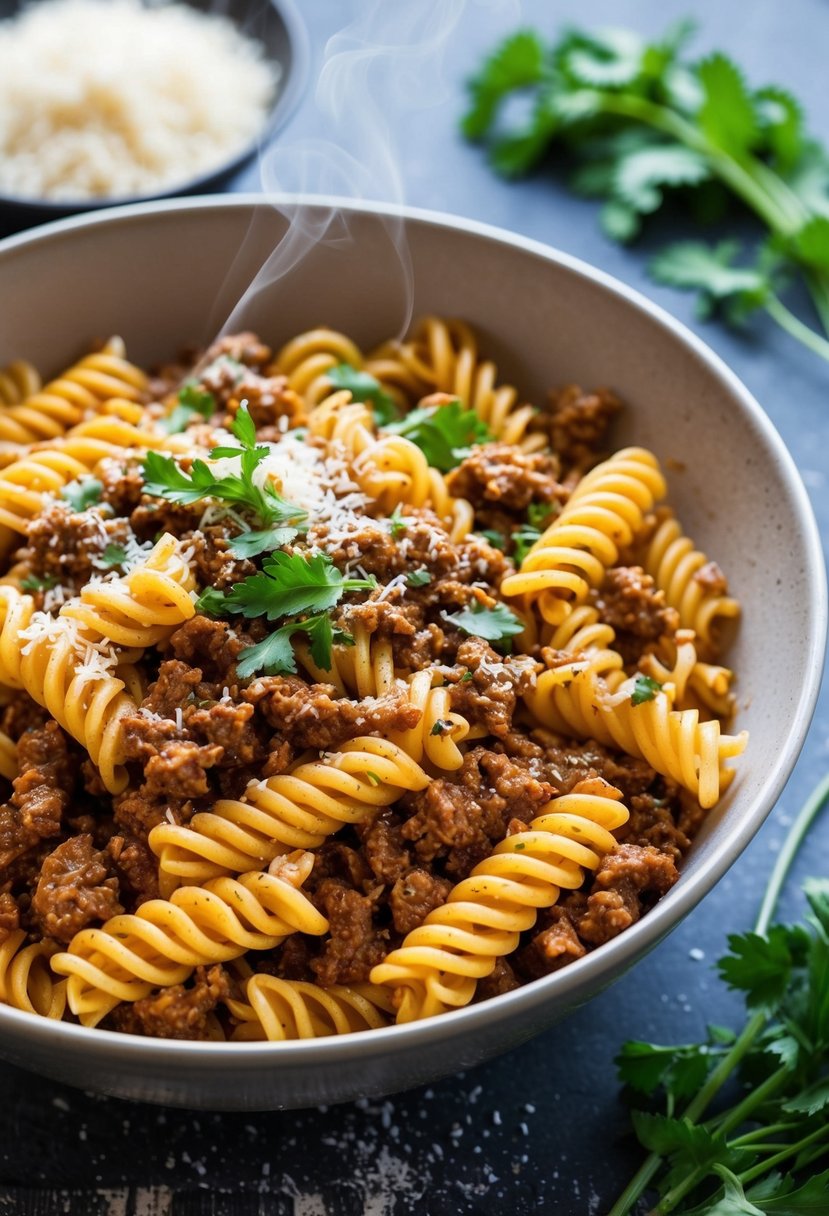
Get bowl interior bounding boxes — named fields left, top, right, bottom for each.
left=0, top=0, right=307, bottom=227
left=0, top=197, right=823, bottom=1108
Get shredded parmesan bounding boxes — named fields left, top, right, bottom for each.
left=0, top=0, right=278, bottom=201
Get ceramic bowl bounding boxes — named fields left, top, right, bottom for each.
left=0, top=196, right=823, bottom=1109
left=0, top=0, right=308, bottom=234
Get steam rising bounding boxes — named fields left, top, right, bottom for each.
left=217, top=0, right=471, bottom=342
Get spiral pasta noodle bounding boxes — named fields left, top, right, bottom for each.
left=367, top=316, right=546, bottom=452
left=51, top=851, right=327, bottom=1027
left=226, top=976, right=394, bottom=1041
left=272, top=327, right=365, bottom=407
left=0, top=930, right=67, bottom=1020
left=0, top=338, right=147, bottom=446
left=371, top=781, right=630, bottom=1021
left=503, top=447, right=667, bottom=625
left=0, top=359, right=40, bottom=406
left=149, top=736, right=431, bottom=883
left=642, top=510, right=740, bottom=653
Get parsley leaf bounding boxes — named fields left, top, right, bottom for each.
left=21, top=573, right=58, bottom=592
left=463, top=23, right=829, bottom=365
left=160, top=382, right=216, bottom=435
left=477, top=529, right=506, bottom=550
left=631, top=673, right=662, bottom=705
left=382, top=399, right=493, bottom=473
left=526, top=501, right=558, bottom=530
left=387, top=505, right=407, bottom=538
left=142, top=406, right=307, bottom=530
left=650, top=240, right=773, bottom=323
left=226, top=527, right=300, bottom=560
left=198, top=552, right=375, bottom=622
left=406, top=569, right=431, bottom=588
left=512, top=525, right=542, bottom=564
left=718, top=927, right=797, bottom=1012
left=443, top=601, right=524, bottom=643
left=235, top=614, right=354, bottom=680
left=61, top=476, right=103, bottom=512
left=430, top=719, right=453, bottom=736
left=101, top=543, right=128, bottom=568
left=326, top=365, right=401, bottom=425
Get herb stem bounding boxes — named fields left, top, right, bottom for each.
left=764, top=295, right=829, bottom=363
left=609, top=774, right=829, bottom=1216
left=737, top=1122, right=829, bottom=1186
left=753, top=773, right=829, bottom=935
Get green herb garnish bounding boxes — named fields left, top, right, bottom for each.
left=478, top=529, right=506, bottom=550
left=160, top=382, right=216, bottom=435
left=61, top=476, right=103, bottom=512
left=463, top=24, right=829, bottom=365
left=630, top=673, right=663, bottom=705
left=526, top=501, right=558, bottom=530
left=142, top=405, right=306, bottom=530
left=366, top=771, right=382, bottom=786
left=387, top=505, right=407, bottom=538
left=327, top=365, right=401, bottom=425
left=226, top=528, right=300, bottom=561
left=197, top=551, right=375, bottom=622
left=407, top=568, right=431, bottom=588
left=512, top=525, right=542, bottom=564
left=21, top=573, right=58, bottom=592
left=443, top=601, right=524, bottom=645
left=199, top=551, right=372, bottom=678
left=430, top=719, right=453, bottom=736
left=101, top=543, right=128, bottom=568
left=235, top=614, right=354, bottom=680
left=382, top=399, right=493, bottom=472
left=610, top=777, right=829, bottom=1216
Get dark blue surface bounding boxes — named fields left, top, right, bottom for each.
left=2, top=2, right=828, bottom=1213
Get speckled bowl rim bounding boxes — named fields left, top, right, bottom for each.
left=0, top=194, right=824, bottom=1072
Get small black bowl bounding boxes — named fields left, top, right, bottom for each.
left=0, top=0, right=309, bottom=235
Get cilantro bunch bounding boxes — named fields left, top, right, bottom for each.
left=463, top=22, right=829, bottom=364
left=610, top=775, right=829, bottom=1215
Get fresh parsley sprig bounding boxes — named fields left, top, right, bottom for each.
left=159, top=383, right=216, bottom=435
left=198, top=551, right=374, bottom=677
left=141, top=405, right=307, bottom=552
left=326, top=364, right=401, bottom=425
left=382, top=399, right=493, bottom=472
left=463, top=23, right=829, bottom=365
left=610, top=775, right=829, bottom=1215
left=443, top=600, right=524, bottom=647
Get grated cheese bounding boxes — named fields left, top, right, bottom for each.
left=0, top=0, right=278, bottom=201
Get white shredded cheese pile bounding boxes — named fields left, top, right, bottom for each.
left=0, top=0, right=279, bottom=201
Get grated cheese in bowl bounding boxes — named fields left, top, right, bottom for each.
left=0, top=0, right=280, bottom=202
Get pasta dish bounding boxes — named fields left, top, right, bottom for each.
left=0, top=319, right=747, bottom=1040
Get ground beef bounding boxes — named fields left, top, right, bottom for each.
left=187, top=528, right=256, bottom=592
left=244, top=675, right=420, bottom=752
left=97, top=458, right=145, bottom=517
left=170, top=616, right=249, bottom=685
left=204, top=331, right=272, bottom=374
left=516, top=906, right=587, bottom=980
left=388, top=867, right=452, bottom=934
left=448, top=442, right=563, bottom=511
left=310, top=880, right=389, bottom=986
left=593, top=565, right=678, bottom=664
left=31, top=834, right=122, bottom=944
left=545, top=384, right=621, bottom=470
left=360, top=812, right=411, bottom=885
left=0, top=723, right=75, bottom=869
left=401, top=748, right=555, bottom=878
left=1, top=697, right=49, bottom=743
left=694, top=560, right=729, bottom=595
left=108, top=965, right=230, bottom=1040
left=450, top=637, right=537, bottom=738
left=107, top=834, right=160, bottom=906
left=0, top=890, right=20, bottom=941
left=24, top=504, right=132, bottom=593
left=578, top=844, right=678, bottom=946
left=475, top=958, right=522, bottom=1001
